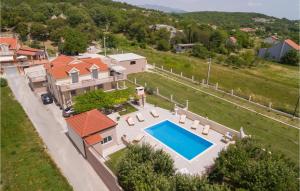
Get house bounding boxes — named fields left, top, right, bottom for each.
left=46, top=55, right=126, bottom=108
left=258, top=39, right=300, bottom=61
left=149, top=24, right=179, bottom=38
left=240, top=28, right=256, bottom=33
left=175, top=43, right=195, bottom=53
left=263, top=36, right=279, bottom=45
left=108, top=53, right=147, bottom=75
left=16, top=46, right=48, bottom=69
left=0, top=37, right=20, bottom=63
left=0, top=36, right=48, bottom=70
left=66, top=109, right=118, bottom=157
left=24, top=65, right=47, bottom=93
left=227, top=36, right=237, bottom=45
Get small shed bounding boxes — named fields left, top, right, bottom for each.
left=175, top=44, right=195, bottom=53
left=24, top=65, right=47, bottom=93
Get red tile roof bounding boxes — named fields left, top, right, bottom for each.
left=66, top=109, right=117, bottom=138
left=284, top=39, right=300, bottom=51
left=47, top=55, right=108, bottom=79
left=0, top=37, right=19, bottom=50
left=84, top=134, right=103, bottom=145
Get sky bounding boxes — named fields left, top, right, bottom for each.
left=115, top=0, right=300, bottom=20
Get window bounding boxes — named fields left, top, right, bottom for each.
left=71, top=72, right=79, bottom=83
left=101, top=136, right=112, bottom=144
left=130, top=61, right=136, bottom=65
left=91, top=69, right=98, bottom=79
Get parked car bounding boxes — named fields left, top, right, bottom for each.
left=41, top=93, right=53, bottom=105
left=62, top=107, right=76, bottom=118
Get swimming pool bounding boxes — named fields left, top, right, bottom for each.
left=145, top=120, right=213, bottom=160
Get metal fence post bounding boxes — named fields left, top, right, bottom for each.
left=144, top=82, right=147, bottom=87
left=156, top=87, right=159, bottom=95
left=181, top=72, right=183, bottom=77
left=186, top=100, right=189, bottom=110
left=192, top=76, right=194, bottom=82
left=161, top=65, right=164, bottom=70
left=170, top=94, right=173, bottom=102
left=249, top=95, right=252, bottom=102
left=215, top=82, right=218, bottom=90
left=134, top=78, right=137, bottom=84
left=269, top=102, right=272, bottom=109
left=170, top=68, right=172, bottom=73
left=231, top=89, right=234, bottom=95
left=202, top=79, right=205, bottom=85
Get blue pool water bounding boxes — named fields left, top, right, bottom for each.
left=145, top=120, right=213, bottom=160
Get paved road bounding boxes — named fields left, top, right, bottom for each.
left=4, top=67, right=109, bottom=191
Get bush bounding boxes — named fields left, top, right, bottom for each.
left=209, top=138, right=299, bottom=191
left=281, top=50, right=299, bottom=66
left=0, top=78, right=8, bottom=87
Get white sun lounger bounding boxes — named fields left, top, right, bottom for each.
left=191, top=120, right=199, bottom=130
left=150, top=109, right=159, bottom=118
left=133, top=133, right=145, bottom=142
left=126, top=116, right=135, bottom=126
left=136, top=112, right=145, bottom=122
left=179, top=114, right=186, bottom=123
left=223, top=132, right=233, bottom=143
left=121, top=134, right=132, bottom=145
left=202, top=125, right=210, bottom=135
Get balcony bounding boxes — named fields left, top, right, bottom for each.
left=59, top=75, right=126, bottom=92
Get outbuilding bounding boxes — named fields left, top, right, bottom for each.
left=108, top=53, right=147, bottom=74
left=66, top=109, right=118, bottom=157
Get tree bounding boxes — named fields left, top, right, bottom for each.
left=157, top=39, right=170, bottom=51
left=60, top=28, right=87, bottom=55
left=15, top=22, right=29, bottom=41
left=209, top=30, right=228, bottom=51
left=281, top=50, right=299, bottom=66
left=30, top=23, right=48, bottom=41
left=191, top=44, right=210, bottom=59
left=116, top=144, right=175, bottom=191
left=209, top=138, right=299, bottom=191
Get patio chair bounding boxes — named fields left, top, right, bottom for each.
left=150, top=109, right=159, bottom=118
left=126, top=116, right=135, bottom=126
left=223, top=132, right=233, bottom=143
left=191, top=120, right=199, bottom=130
left=179, top=114, right=186, bottom=124
left=121, top=134, right=131, bottom=145
left=136, top=112, right=145, bottom=122
left=133, top=133, right=145, bottom=143
left=202, top=125, right=210, bottom=135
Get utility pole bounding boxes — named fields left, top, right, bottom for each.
left=103, top=35, right=106, bottom=56
left=207, top=57, right=212, bottom=85
left=293, top=96, right=300, bottom=117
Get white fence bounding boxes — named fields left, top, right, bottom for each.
left=150, top=63, right=299, bottom=119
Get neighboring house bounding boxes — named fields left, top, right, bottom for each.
left=46, top=55, right=126, bottom=108
left=17, top=46, right=48, bottom=69
left=258, top=39, right=300, bottom=61
left=226, top=36, right=237, bottom=46
left=108, top=53, right=147, bottom=75
left=0, top=37, right=20, bottom=63
left=240, top=28, right=256, bottom=33
left=66, top=109, right=118, bottom=157
left=175, top=43, right=195, bottom=53
left=263, top=36, right=279, bottom=45
left=24, top=65, right=47, bottom=93
left=0, top=36, right=48, bottom=70
left=150, top=24, right=179, bottom=38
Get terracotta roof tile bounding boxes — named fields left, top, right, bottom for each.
left=0, top=37, right=19, bottom=50
left=84, top=134, right=103, bottom=145
left=284, top=39, right=300, bottom=51
left=47, top=55, right=108, bottom=79
left=66, top=109, right=117, bottom=138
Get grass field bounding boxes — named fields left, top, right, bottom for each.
left=1, top=87, right=73, bottom=191
left=122, top=45, right=299, bottom=115
left=105, top=148, right=127, bottom=174
left=128, top=73, right=299, bottom=164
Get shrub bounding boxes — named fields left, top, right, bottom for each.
left=281, top=50, right=299, bottom=66
left=0, top=78, right=8, bottom=87
left=209, top=138, right=299, bottom=191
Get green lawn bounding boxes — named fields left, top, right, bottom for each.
left=105, top=148, right=128, bottom=174
left=122, top=45, right=299, bottom=115
left=119, top=103, right=138, bottom=115
left=128, top=73, right=299, bottom=164
left=1, top=87, right=73, bottom=191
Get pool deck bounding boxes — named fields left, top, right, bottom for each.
left=105, top=103, right=229, bottom=175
